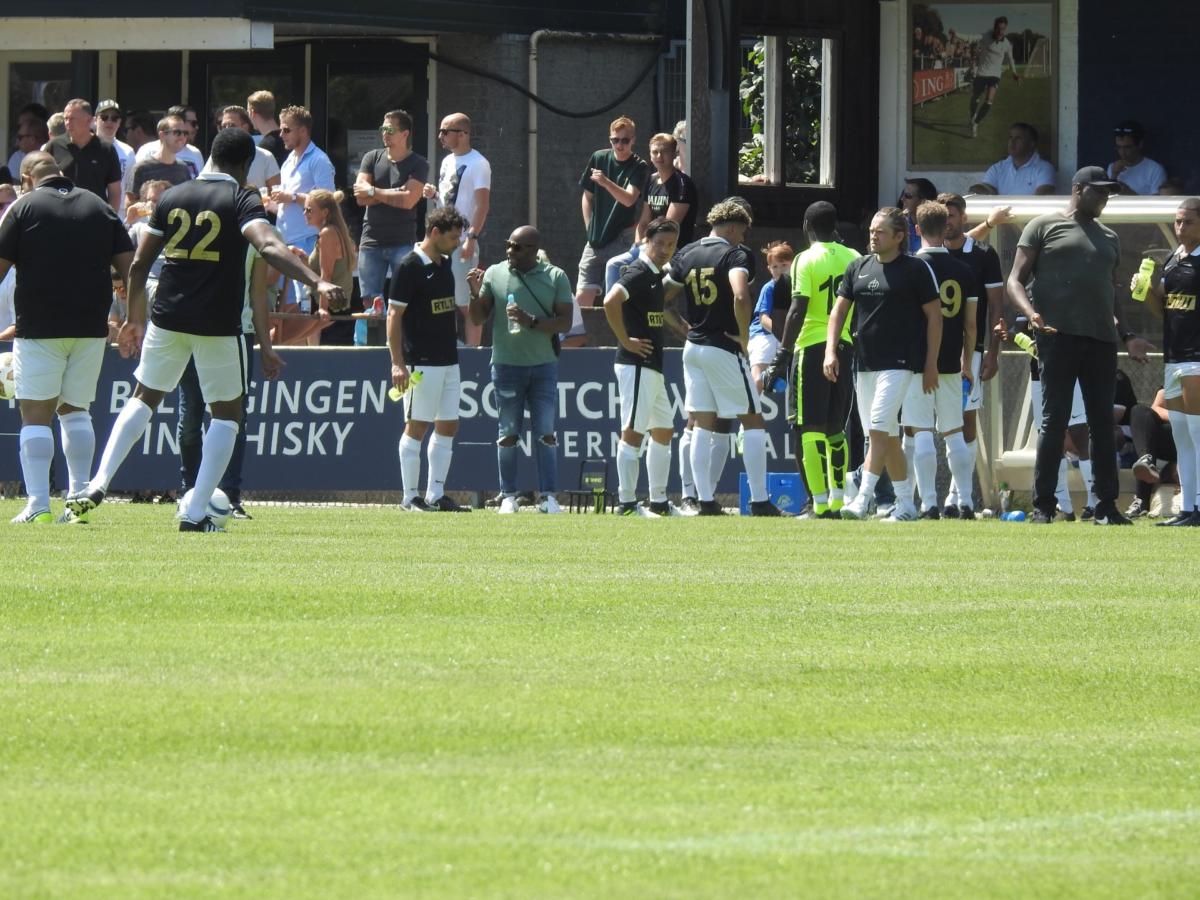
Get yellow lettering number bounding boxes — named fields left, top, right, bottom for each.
left=939, top=278, right=962, bottom=319
left=161, top=208, right=222, bottom=262
left=685, top=267, right=719, bottom=306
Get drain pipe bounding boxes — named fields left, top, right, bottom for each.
left=528, top=30, right=661, bottom=229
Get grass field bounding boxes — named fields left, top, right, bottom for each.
left=912, top=72, right=1053, bottom=169
left=3, top=502, right=1199, bottom=898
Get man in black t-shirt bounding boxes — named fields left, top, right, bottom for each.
left=0, top=152, right=134, bottom=523
left=387, top=205, right=470, bottom=513
left=637, top=133, right=698, bottom=245
left=899, top=202, right=980, bottom=518
left=602, top=217, right=684, bottom=516
left=68, top=129, right=344, bottom=531
left=45, top=100, right=123, bottom=208
left=826, top=206, right=941, bottom=522
left=664, top=199, right=784, bottom=516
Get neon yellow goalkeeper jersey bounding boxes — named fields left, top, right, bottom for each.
left=790, top=241, right=860, bottom=349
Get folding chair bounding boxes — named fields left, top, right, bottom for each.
left=565, top=458, right=615, bottom=513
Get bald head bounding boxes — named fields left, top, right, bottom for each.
left=438, top=112, right=474, bottom=154
left=20, top=151, right=60, bottom=184
left=512, top=225, right=539, bottom=246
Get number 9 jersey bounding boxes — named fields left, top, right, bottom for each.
left=665, top=236, right=755, bottom=355
left=147, top=173, right=268, bottom=336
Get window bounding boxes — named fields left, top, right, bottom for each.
left=737, top=36, right=837, bottom=187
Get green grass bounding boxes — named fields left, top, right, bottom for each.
left=3, top=503, right=1199, bottom=898
left=913, top=72, right=1053, bottom=169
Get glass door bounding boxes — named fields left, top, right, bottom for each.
left=188, top=45, right=307, bottom=152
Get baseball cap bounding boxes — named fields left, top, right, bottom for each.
left=95, top=99, right=121, bottom=115
left=1072, top=166, right=1119, bottom=188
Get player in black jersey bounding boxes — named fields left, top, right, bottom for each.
left=603, top=217, right=685, bottom=516
left=388, top=206, right=471, bottom=513
left=826, top=207, right=941, bottom=522
left=1142, top=197, right=1200, bottom=525
left=664, top=199, right=784, bottom=516
left=899, top=202, right=979, bottom=518
left=68, top=128, right=345, bottom=531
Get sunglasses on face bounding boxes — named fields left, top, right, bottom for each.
left=609, top=137, right=632, bottom=145
left=162, top=129, right=188, bottom=137
left=98, top=113, right=121, bottom=122
left=379, top=125, right=399, bottom=135
left=280, top=126, right=294, bottom=134
left=506, top=241, right=531, bottom=250
left=438, top=128, right=464, bottom=135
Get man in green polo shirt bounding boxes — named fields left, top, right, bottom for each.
left=468, top=226, right=573, bottom=514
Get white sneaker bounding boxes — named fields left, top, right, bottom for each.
left=840, top=493, right=871, bottom=520
left=883, top=500, right=920, bottom=522
left=873, top=503, right=895, bottom=519
left=538, top=495, right=562, bottom=514
left=498, top=496, right=520, bottom=514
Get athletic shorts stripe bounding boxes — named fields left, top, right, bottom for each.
left=626, top=366, right=643, bottom=431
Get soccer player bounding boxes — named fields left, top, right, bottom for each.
left=388, top=205, right=472, bottom=512
left=0, top=152, right=134, bottom=524
left=899, top=201, right=978, bottom=518
left=664, top=198, right=784, bottom=516
left=1140, top=197, right=1200, bottom=525
left=825, top=207, right=941, bottom=522
left=602, top=216, right=684, bottom=516
left=763, top=201, right=859, bottom=518
left=67, top=128, right=344, bottom=530
left=968, top=16, right=1020, bottom=138
left=940, top=191, right=1004, bottom=516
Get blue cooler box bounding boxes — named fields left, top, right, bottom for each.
left=739, top=472, right=806, bottom=515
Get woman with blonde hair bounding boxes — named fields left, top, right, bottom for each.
left=278, top=188, right=356, bottom=344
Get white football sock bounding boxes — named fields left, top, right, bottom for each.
left=912, top=431, right=937, bottom=510
left=646, top=437, right=671, bottom=503
left=1186, top=414, right=1200, bottom=510
left=892, top=477, right=915, bottom=507
left=742, top=427, right=768, bottom=502
left=57, top=410, right=95, bottom=495
left=946, top=438, right=976, bottom=507
left=944, top=433, right=975, bottom=511
left=1169, top=411, right=1197, bottom=512
left=399, top=433, right=422, bottom=502
left=860, top=469, right=880, bottom=500
left=1078, top=458, right=1097, bottom=508
left=690, top=426, right=715, bottom=502
left=90, top=397, right=154, bottom=493
left=678, top=427, right=695, bottom=499
left=616, top=439, right=640, bottom=503
left=425, top=433, right=454, bottom=503
left=19, top=425, right=54, bottom=512
left=709, top=430, right=730, bottom=488
left=184, top=418, right=238, bottom=523
left=902, top=433, right=916, bottom=486
left=1055, top=457, right=1073, bottom=514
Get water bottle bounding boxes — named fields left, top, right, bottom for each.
left=387, top=370, right=423, bottom=402
left=1013, top=332, right=1036, bottom=357
left=1131, top=257, right=1156, bottom=302
left=506, top=293, right=521, bottom=334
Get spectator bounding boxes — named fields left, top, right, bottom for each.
left=248, top=91, right=287, bottom=167
left=46, top=113, right=65, bottom=139
left=898, top=177, right=937, bottom=252
left=1107, top=120, right=1167, bottom=196
left=576, top=116, right=650, bottom=310
left=980, top=123, right=1056, bottom=195
left=46, top=99, right=123, bottom=208
left=269, top=105, right=335, bottom=325
left=468, top=226, right=573, bottom=514
left=424, top=112, right=490, bottom=347
left=638, top=132, right=697, bottom=246
left=134, top=105, right=204, bottom=178
left=1125, top=390, right=1177, bottom=519
left=93, top=100, right=135, bottom=217
left=201, top=105, right=280, bottom=191
left=7, top=115, right=47, bottom=178
left=672, top=120, right=688, bottom=173
left=748, top=240, right=793, bottom=387
left=123, top=111, right=157, bottom=152
left=124, top=179, right=171, bottom=301
left=127, top=115, right=192, bottom=206
left=303, top=189, right=355, bottom=316
left=354, top=109, right=428, bottom=338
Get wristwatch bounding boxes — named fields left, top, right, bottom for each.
left=466, top=230, right=479, bottom=239
left=367, top=185, right=376, bottom=198
left=529, top=316, right=539, bottom=330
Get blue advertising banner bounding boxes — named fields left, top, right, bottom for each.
left=0, top=348, right=797, bottom=494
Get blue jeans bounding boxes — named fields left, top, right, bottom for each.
left=286, top=233, right=318, bottom=310
left=493, top=362, right=558, bottom=495
left=356, top=243, right=412, bottom=345
left=178, top=334, right=253, bottom=502
left=604, top=243, right=640, bottom=293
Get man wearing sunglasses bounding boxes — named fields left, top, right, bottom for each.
left=127, top=115, right=193, bottom=207
left=134, top=105, right=204, bottom=179
left=200, top=106, right=280, bottom=192
left=354, top=109, right=428, bottom=328
left=93, top=100, right=135, bottom=217
left=576, top=116, right=650, bottom=314
left=45, top=100, right=123, bottom=209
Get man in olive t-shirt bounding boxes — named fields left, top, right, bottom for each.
left=1007, top=166, right=1154, bottom=525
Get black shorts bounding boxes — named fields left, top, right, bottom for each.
left=787, top=341, right=853, bottom=431
left=972, top=76, right=1000, bottom=92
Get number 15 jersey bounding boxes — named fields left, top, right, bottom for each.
left=790, top=240, right=860, bottom=350
left=147, top=172, right=268, bottom=336
left=666, top=236, right=755, bottom=355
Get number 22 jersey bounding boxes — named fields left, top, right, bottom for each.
left=665, top=236, right=755, bottom=355
left=147, top=172, right=268, bottom=336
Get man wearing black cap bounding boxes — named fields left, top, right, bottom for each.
left=1007, top=166, right=1154, bottom=524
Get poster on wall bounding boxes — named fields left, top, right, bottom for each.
left=909, top=1, right=1056, bottom=171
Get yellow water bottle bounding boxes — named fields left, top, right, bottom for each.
left=387, top=370, right=423, bottom=402
left=1131, top=258, right=1156, bottom=302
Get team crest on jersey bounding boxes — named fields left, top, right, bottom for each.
left=868, top=279, right=880, bottom=290
left=431, top=297, right=455, bottom=314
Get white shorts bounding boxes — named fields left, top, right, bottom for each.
left=13, top=337, right=106, bottom=407
left=404, top=363, right=461, bottom=422
left=1030, top=377, right=1086, bottom=431
left=1163, top=361, right=1200, bottom=401
left=856, top=369, right=913, bottom=437
left=901, top=373, right=965, bottom=433
left=615, top=363, right=673, bottom=433
left=135, top=324, right=248, bottom=403
left=682, top=341, right=761, bottom=418
left=964, top=350, right=983, bottom=412
left=747, top=332, right=780, bottom=367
